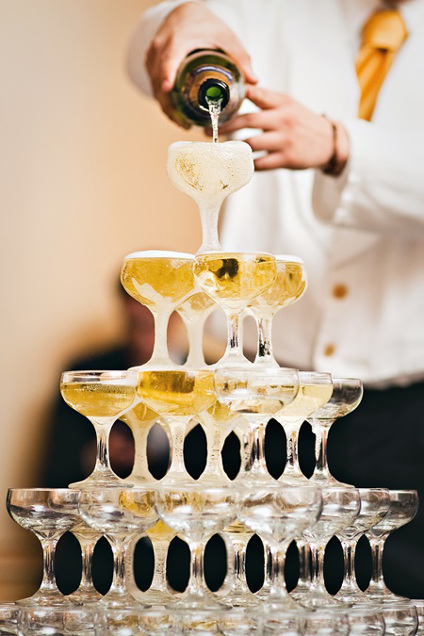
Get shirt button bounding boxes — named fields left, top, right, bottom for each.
left=332, top=283, right=348, bottom=299
left=324, top=343, right=336, bottom=356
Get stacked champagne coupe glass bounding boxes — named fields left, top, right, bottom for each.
left=4, top=139, right=421, bottom=636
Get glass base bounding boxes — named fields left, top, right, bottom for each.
left=278, top=471, right=311, bottom=486
left=16, top=588, right=67, bottom=607
left=99, top=589, right=144, bottom=610
left=307, top=472, right=355, bottom=488
left=296, top=586, right=349, bottom=610
left=65, top=587, right=103, bottom=606
left=69, top=470, right=127, bottom=490
left=132, top=588, right=176, bottom=607
left=166, top=590, right=228, bottom=611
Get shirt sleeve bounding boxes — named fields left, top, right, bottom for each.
left=312, top=119, right=424, bottom=240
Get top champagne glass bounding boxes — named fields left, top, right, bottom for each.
left=121, top=250, right=195, bottom=368
left=248, top=255, right=307, bottom=366
left=167, top=141, right=254, bottom=254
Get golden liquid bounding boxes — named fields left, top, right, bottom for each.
left=282, top=383, right=333, bottom=420
left=146, top=519, right=176, bottom=541
left=194, top=253, right=276, bottom=311
left=121, top=256, right=194, bottom=311
left=137, top=370, right=216, bottom=417
left=118, top=490, right=156, bottom=517
left=249, top=260, right=306, bottom=313
left=120, top=401, right=158, bottom=430
left=225, top=519, right=252, bottom=535
left=177, top=291, right=215, bottom=318
left=61, top=382, right=136, bottom=421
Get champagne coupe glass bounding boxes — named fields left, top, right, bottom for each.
left=307, top=378, right=363, bottom=485
left=239, top=485, right=323, bottom=612
left=137, top=367, right=216, bottom=485
left=60, top=370, right=138, bottom=489
left=78, top=488, right=157, bottom=609
left=119, top=402, right=160, bottom=485
left=6, top=488, right=80, bottom=606
left=177, top=291, right=217, bottom=367
left=248, top=255, right=307, bottom=367
left=155, top=484, right=239, bottom=610
left=303, top=609, right=349, bottom=636
left=121, top=250, right=195, bottom=369
left=214, top=366, right=300, bottom=486
left=278, top=371, right=333, bottom=485
left=297, top=486, right=361, bottom=609
left=335, top=488, right=390, bottom=605
left=66, top=519, right=102, bottom=605
left=167, top=140, right=254, bottom=255
left=194, top=252, right=277, bottom=366
left=364, top=489, right=418, bottom=603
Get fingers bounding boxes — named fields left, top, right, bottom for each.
left=222, top=39, right=258, bottom=84
left=246, top=84, right=288, bottom=109
left=218, top=110, right=277, bottom=134
left=245, top=132, right=283, bottom=153
left=254, top=152, right=286, bottom=171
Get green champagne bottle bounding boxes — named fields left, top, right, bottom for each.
left=171, top=49, right=245, bottom=127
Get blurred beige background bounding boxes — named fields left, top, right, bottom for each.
left=0, top=0, right=202, bottom=600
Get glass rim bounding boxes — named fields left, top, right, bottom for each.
left=60, top=369, right=138, bottom=381
left=123, top=249, right=194, bottom=261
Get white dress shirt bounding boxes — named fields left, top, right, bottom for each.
left=128, top=0, right=424, bottom=388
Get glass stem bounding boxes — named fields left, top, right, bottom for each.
left=369, top=538, right=386, bottom=589
left=255, top=315, right=276, bottom=364
left=246, top=420, right=268, bottom=477
left=314, top=423, right=332, bottom=479
left=284, top=423, right=303, bottom=476
left=204, top=423, right=225, bottom=478
left=150, top=538, right=169, bottom=593
left=198, top=203, right=220, bottom=254
left=225, top=311, right=243, bottom=360
left=150, top=308, right=171, bottom=365
left=309, top=541, right=328, bottom=592
left=109, top=537, right=130, bottom=597
left=297, top=540, right=311, bottom=589
left=187, top=541, right=206, bottom=597
left=124, top=535, right=138, bottom=594
left=167, top=418, right=189, bottom=480
left=76, top=535, right=97, bottom=591
left=340, top=538, right=361, bottom=594
left=129, top=421, right=153, bottom=481
left=39, top=537, right=59, bottom=592
left=184, top=315, right=207, bottom=368
left=93, top=421, right=114, bottom=473
left=269, top=541, right=290, bottom=599
left=229, top=535, right=251, bottom=594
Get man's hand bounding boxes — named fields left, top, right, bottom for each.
left=218, top=85, right=349, bottom=171
left=146, top=2, right=257, bottom=127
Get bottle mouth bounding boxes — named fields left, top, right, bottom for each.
left=198, top=79, right=230, bottom=111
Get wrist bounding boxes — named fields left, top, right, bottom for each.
left=321, top=116, right=349, bottom=176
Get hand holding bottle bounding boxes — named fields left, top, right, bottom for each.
left=217, top=85, right=349, bottom=173
left=145, top=2, right=257, bottom=127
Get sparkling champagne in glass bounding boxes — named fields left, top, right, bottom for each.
left=194, top=252, right=277, bottom=366
left=121, top=250, right=195, bottom=368
left=168, top=141, right=253, bottom=254
left=248, top=255, right=307, bottom=367
left=60, top=370, right=137, bottom=489
left=137, top=368, right=216, bottom=485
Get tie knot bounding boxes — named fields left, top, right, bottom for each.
left=361, top=9, right=407, bottom=51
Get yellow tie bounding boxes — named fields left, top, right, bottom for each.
left=356, top=9, right=407, bottom=121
